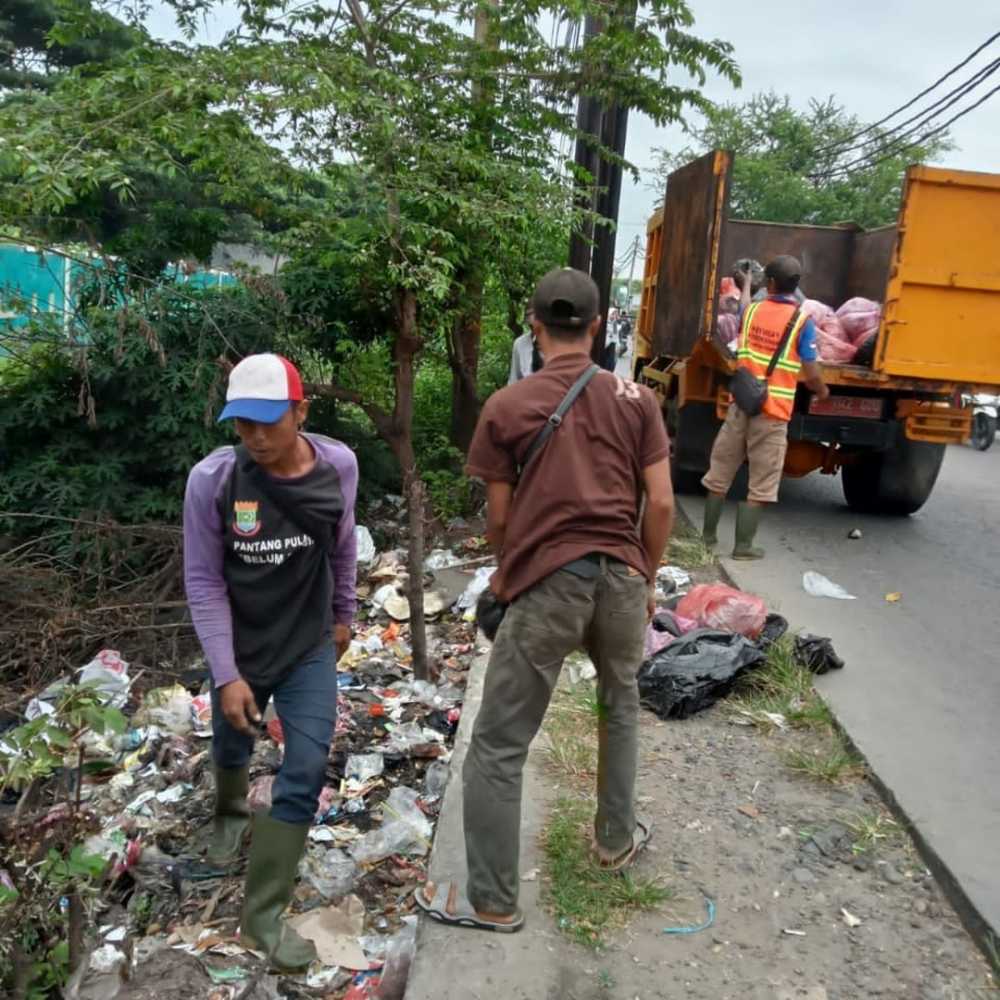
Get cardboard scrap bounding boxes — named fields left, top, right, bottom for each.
left=288, top=895, right=367, bottom=970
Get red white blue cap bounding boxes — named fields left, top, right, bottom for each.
left=218, top=353, right=304, bottom=424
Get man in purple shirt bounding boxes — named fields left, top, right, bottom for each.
left=183, top=353, right=357, bottom=972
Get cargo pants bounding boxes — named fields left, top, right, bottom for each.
left=462, top=556, right=648, bottom=915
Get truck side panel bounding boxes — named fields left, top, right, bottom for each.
left=846, top=225, right=895, bottom=302
left=878, top=166, right=1000, bottom=384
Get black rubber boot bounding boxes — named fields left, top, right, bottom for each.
left=702, top=495, right=725, bottom=549
left=732, top=502, right=765, bottom=560
left=239, top=813, right=316, bottom=972
left=206, top=766, right=250, bottom=866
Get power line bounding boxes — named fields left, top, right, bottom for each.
left=820, top=55, right=1000, bottom=163
left=814, top=29, right=1000, bottom=155
left=815, top=80, right=1000, bottom=180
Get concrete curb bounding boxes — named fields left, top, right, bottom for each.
left=404, top=649, right=566, bottom=1000
left=675, top=495, right=999, bottom=960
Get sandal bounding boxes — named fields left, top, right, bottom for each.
left=594, top=817, right=653, bottom=872
left=415, top=880, right=524, bottom=933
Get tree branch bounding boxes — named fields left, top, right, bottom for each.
left=304, top=379, right=395, bottom=440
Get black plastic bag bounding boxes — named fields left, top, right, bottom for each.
left=756, top=613, right=789, bottom=649
left=637, top=628, right=767, bottom=720
left=794, top=634, right=845, bottom=674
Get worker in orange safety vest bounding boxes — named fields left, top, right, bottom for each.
left=701, top=255, right=829, bottom=559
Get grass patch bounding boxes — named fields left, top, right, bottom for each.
left=784, top=745, right=865, bottom=784
left=542, top=681, right=601, bottom=780
left=845, top=809, right=901, bottom=855
left=667, top=534, right=715, bottom=570
left=543, top=795, right=670, bottom=948
left=730, top=635, right=834, bottom=732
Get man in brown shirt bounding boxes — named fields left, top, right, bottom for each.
left=416, top=267, right=675, bottom=932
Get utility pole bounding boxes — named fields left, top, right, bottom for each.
left=625, top=234, right=639, bottom=313
left=568, top=14, right=603, bottom=273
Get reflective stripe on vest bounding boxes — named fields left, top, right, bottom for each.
left=736, top=300, right=806, bottom=421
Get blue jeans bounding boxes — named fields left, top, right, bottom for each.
left=211, top=641, right=337, bottom=825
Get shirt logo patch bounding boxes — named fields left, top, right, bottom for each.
left=233, top=501, right=262, bottom=537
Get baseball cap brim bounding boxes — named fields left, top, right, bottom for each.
left=217, top=398, right=291, bottom=424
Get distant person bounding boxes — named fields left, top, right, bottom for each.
left=701, top=256, right=828, bottom=559
left=507, top=309, right=543, bottom=384
left=416, top=267, right=674, bottom=933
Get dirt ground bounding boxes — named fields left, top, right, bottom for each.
left=536, top=695, right=996, bottom=1000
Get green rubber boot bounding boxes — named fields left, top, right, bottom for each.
left=702, top=494, right=725, bottom=549
left=732, top=502, right=765, bottom=560
left=206, top=766, right=250, bottom=867
left=239, top=813, right=316, bottom=972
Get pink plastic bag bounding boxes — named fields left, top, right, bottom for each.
left=818, top=323, right=858, bottom=363
left=675, top=584, right=767, bottom=639
left=801, top=298, right=835, bottom=324
left=715, top=312, right=740, bottom=348
left=836, top=297, right=881, bottom=345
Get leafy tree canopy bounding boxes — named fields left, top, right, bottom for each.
left=652, top=91, right=953, bottom=229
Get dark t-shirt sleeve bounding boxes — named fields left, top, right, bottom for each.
left=465, top=395, right=517, bottom=483
left=638, top=389, right=670, bottom=468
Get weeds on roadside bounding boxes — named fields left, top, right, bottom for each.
left=784, top=746, right=865, bottom=784
left=846, top=809, right=901, bottom=854
left=543, top=796, right=669, bottom=949
left=542, top=682, right=601, bottom=780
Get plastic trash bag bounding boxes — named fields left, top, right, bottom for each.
left=644, top=609, right=698, bottom=658
left=351, top=787, right=432, bottom=864
left=756, top=613, right=789, bottom=649
left=376, top=917, right=417, bottom=1000
left=356, top=526, right=376, bottom=567
left=794, top=634, right=845, bottom=674
left=456, top=565, right=496, bottom=611
left=78, top=650, right=130, bottom=707
left=424, top=549, right=460, bottom=571
left=836, top=297, right=882, bottom=345
left=134, top=684, right=193, bottom=735
left=676, top=584, right=767, bottom=638
left=802, top=571, right=856, bottom=600
left=637, top=628, right=767, bottom=720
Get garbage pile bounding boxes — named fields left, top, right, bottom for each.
left=0, top=529, right=484, bottom=1000
left=639, top=578, right=843, bottom=721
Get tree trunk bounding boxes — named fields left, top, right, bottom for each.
left=405, top=473, right=428, bottom=681
left=391, top=287, right=429, bottom=680
left=449, top=272, right=482, bottom=453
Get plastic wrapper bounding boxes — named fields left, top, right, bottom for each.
left=803, top=571, right=855, bottom=600
left=301, top=845, right=358, bottom=899
left=715, top=312, right=740, bottom=349
left=345, top=753, right=384, bottom=781
left=423, top=761, right=450, bottom=799
left=424, top=549, right=460, bottom=571
left=644, top=610, right=698, bottom=658
left=676, top=583, right=767, bottom=639
left=133, top=684, right=192, bottom=735
left=376, top=918, right=417, bottom=1000
left=638, top=629, right=767, bottom=719
left=351, top=787, right=432, bottom=864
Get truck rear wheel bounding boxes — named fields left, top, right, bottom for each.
left=841, top=423, right=945, bottom=515
left=669, top=400, right=721, bottom=495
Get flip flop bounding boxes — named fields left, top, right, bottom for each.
left=594, top=817, right=653, bottom=872
left=415, top=880, right=524, bottom=933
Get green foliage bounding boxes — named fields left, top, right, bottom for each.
left=0, top=285, right=279, bottom=549
left=653, top=92, right=954, bottom=228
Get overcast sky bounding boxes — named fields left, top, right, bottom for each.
left=146, top=2, right=1000, bottom=269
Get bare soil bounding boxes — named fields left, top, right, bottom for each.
left=539, top=699, right=996, bottom=1000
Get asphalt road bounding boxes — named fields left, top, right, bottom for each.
left=680, top=441, right=1000, bottom=942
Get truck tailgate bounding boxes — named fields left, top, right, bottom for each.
left=878, top=166, right=1000, bottom=385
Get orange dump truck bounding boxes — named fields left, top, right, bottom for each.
left=634, top=150, right=1000, bottom=514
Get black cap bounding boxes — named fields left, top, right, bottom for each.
left=765, top=255, right=802, bottom=284
left=531, top=267, right=600, bottom=330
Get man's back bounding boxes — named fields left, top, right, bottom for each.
left=467, top=353, right=669, bottom=601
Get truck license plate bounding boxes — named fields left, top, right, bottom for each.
left=808, top=395, right=884, bottom=419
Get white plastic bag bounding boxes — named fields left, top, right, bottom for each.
left=78, top=650, right=130, bottom=707
left=803, top=571, right=856, bottom=600
left=455, top=565, right=496, bottom=611
left=355, top=525, right=376, bottom=567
